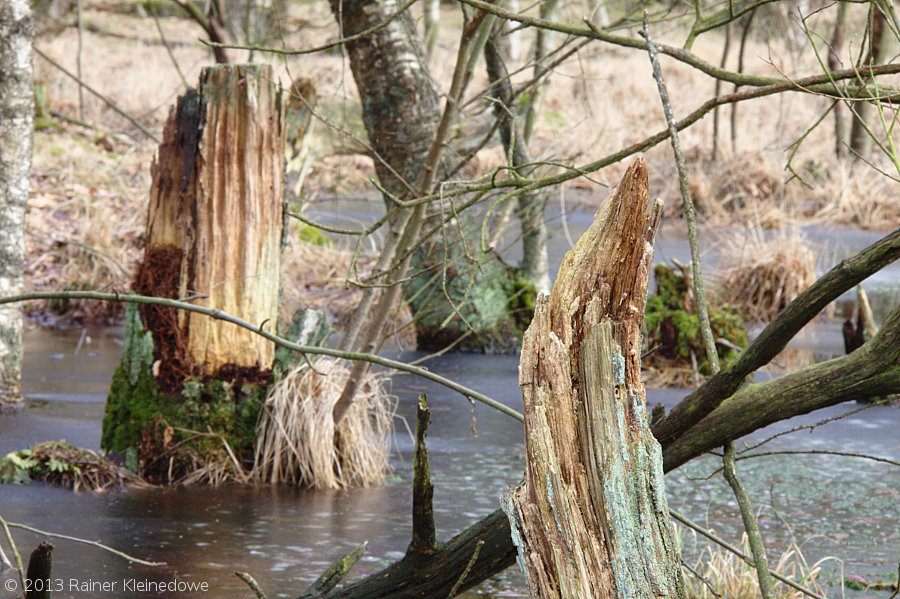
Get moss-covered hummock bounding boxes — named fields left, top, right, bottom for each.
left=101, top=304, right=265, bottom=483
left=0, top=441, right=146, bottom=490
left=644, top=264, right=746, bottom=377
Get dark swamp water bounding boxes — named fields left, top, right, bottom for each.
left=1, top=207, right=898, bottom=598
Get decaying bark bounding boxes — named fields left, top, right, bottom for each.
left=24, top=542, right=53, bottom=599
left=502, top=158, right=685, bottom=598
left=137, top=63, right=284, bottom=384
left=0, top=0, right=33, bottom=407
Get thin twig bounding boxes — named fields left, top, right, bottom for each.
left=151, top=6, right=188, bottom=88
left=643, top=14, right=777, bottom=597
left=641, top=12, right=719, bottom=372
left=76, top=0, right=85, bottom=120
left=736, top=449, right=900, bottom=468
left=740, top=404, right=875, bottom=452
left=235, top=571, right=268, bottom=599
left=0, top=291, right=524, bottom=422
left=447, top=539, right=485, bottom=598
left=0, top=514, right=25, bottom=589
left=4, top=520, right=163, bottom=566
left=33, top=48, right=161, bottom=143
left=681, top=557, right=723, bottom=598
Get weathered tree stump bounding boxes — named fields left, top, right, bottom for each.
left=502, top=158, right=685, bottom=598
left=102, top=64, right=285, bottom=480
left=141, top=63, right=284, bottom=381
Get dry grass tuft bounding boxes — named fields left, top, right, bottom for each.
left=252, top=357, right=394, bottom=489
left=684, top=536, right=830, bottom=599
left=714, top=227, right=818, bottom=322
left=668, top=151, right=900, bottom=230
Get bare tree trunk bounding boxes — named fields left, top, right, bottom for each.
left=0, top=0, right=33, bottom=409
left=103, top=64, right=284, bottom=476
left=504, top=159, right=684, bottom=598
left=485, top=36, right=550, bottom=295
left=829, top=1, right=848, bottom=159
left=849, top=6, right=889, bottom=159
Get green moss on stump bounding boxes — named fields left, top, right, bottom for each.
left=102, top=304, right=264, bottom=481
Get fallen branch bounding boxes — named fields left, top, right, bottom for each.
left=0, top=291, right=523, bottom=422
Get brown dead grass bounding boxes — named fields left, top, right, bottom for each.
left=684, top=535, right=831, bottom=599
left=25, top=1, right=899, bottom=326
left=252, top=357, right=394, bottom=489
left=713, top=227, right=818, bottom=322
left=26, top=131, right=148, bottom=323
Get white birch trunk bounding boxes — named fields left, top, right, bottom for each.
left=0, top=0, right=33, bottom=406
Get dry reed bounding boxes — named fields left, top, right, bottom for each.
left=714, top=227, right=818, bottom=322
left=253, top=357, right=394, bottom=489
left=684, top=535, right=830, bottom=599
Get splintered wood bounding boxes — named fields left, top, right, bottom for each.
left=502, top=158, right=685, bottom=599
left=138, top=64, right=284, bottom=377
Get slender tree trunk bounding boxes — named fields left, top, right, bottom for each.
left=829, top=1, right=848, bottom=159
left=423, top=0, right=439, bottom=58
left=712, top=23, right=731, bottom=160
left=103, top=64, right=284, bottom=478
left=849, top=6, right=888, bottom=159
left=523, top=0, right=562, bottom=146
left=504, top=159, right=684, bottom=598
left=485, top=36, right=550, bottom=295
left=0, top=0, right=33, bottom=409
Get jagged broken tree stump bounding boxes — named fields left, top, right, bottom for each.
left=102, top=64, right=285, bottom=481
left=502, top=158, right=685, bottom=598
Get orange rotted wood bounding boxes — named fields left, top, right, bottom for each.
left=139, top=64, right=284, bottom=381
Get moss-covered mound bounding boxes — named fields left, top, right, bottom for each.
left=101, top=304, right=265, bottom=484
left=643, top=264, right=746, bottom=384
left=0, top=441, right=147, bottom=491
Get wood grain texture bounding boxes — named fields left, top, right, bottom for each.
left=503, top=158, right=684, bottom=599
left=142, top=64, right=284, bottom=375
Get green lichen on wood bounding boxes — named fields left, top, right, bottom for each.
left=101, top=303, right=264, bottom=479
left=644, top=264, right=746, bottom=375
